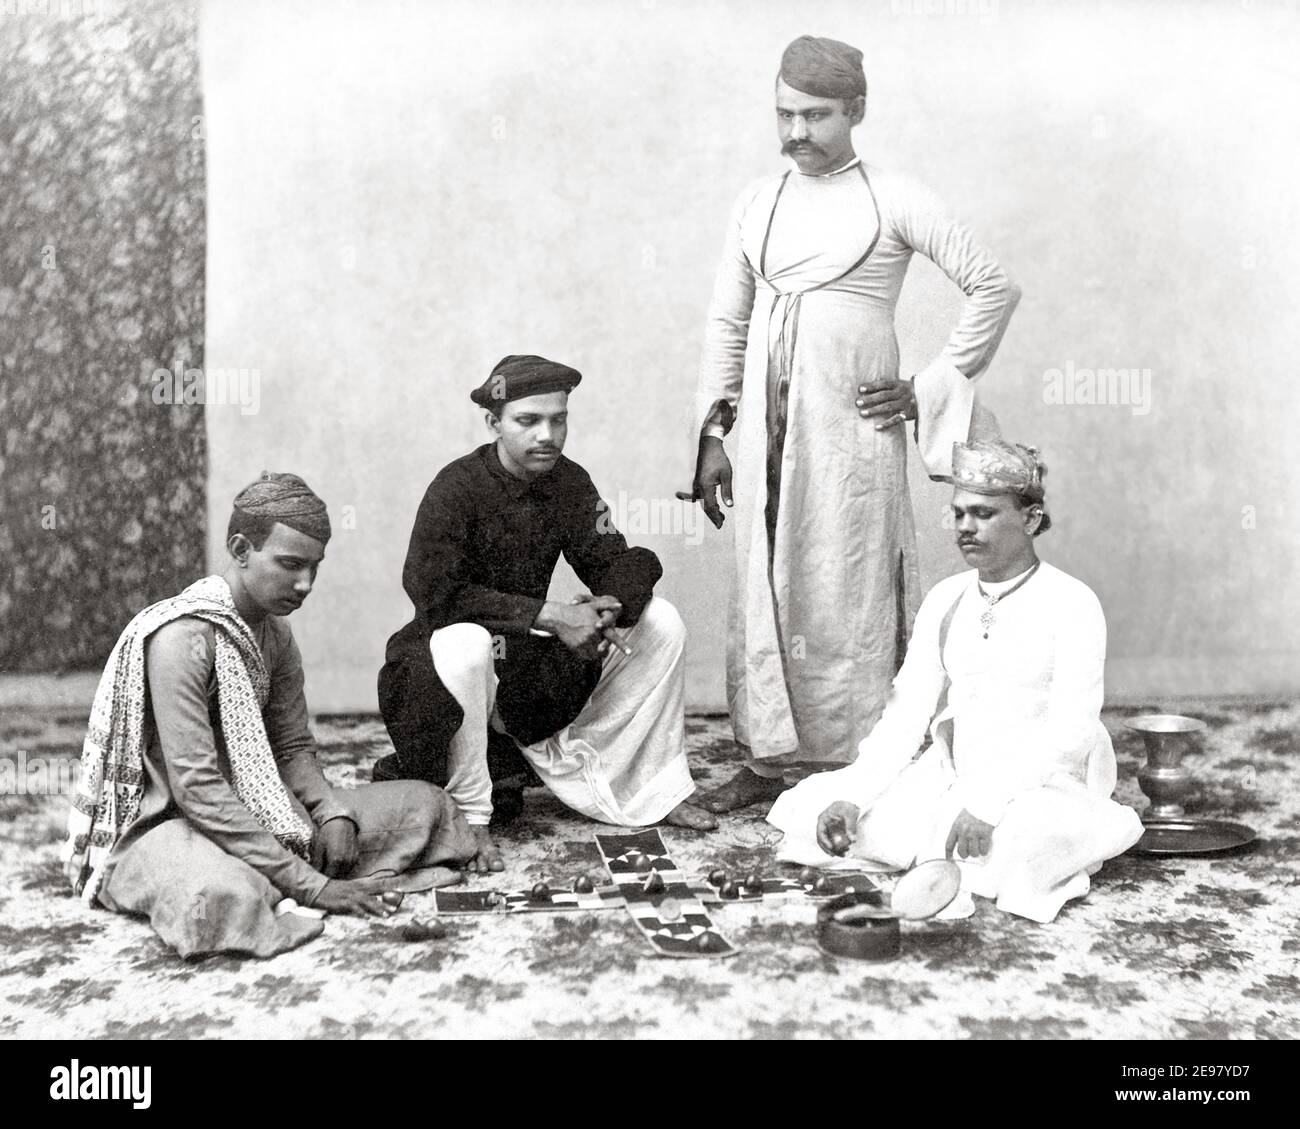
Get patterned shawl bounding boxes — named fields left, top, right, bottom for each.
left=63, top=575, right=315, bottom=904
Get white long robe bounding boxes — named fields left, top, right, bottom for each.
left=696, top=161, right=1021, bottom=765
left=766, top=562, right=1144, bottom=922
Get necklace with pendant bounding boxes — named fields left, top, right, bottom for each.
left=977, top=561, right=1041, bottom=639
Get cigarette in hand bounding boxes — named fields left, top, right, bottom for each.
left=601, top=626, right=633, bottom=657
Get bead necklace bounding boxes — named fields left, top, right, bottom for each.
left=977, top=561, right=1042, bottom=639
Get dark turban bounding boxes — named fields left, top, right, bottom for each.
left=470, top=354, right=582, bottom=409
left=232, top=471, right=331, bottom=544
left=779, top=35, right=867, bottom=100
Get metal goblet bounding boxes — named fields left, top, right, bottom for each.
left=1125, top=713, right=1207, bottom=821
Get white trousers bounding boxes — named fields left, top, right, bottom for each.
left=773, top=752, right=1144, bottom=922
left=429, top=597, right=696, bottom=826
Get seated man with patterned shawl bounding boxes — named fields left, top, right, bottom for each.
left=63, top=473, right=475, bottom=958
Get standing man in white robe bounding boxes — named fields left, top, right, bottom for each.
left=768, top=440, right=1144, bottom=923
left=684, top=35, right=1021, bottom=812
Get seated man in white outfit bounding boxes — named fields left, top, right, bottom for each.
left=767, top=439, right=1143, bottom=922
left=377, top=355, right=717, bottom=873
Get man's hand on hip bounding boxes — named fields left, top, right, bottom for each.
left=857, top=379, right=917, bottom=430
left=675, top=436, right=733, bottom=529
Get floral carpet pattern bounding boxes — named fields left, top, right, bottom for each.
left=1, top=703, right=1297, bottom=1040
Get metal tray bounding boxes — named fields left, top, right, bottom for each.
left=1131, top=819, right=1257, bottom=856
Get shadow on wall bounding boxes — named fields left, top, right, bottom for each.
left=0, top=0, right=206, bottom=673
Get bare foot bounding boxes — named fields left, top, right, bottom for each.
left=663, top=801, right=719, bottom=832
left=695, top=767, right=787, bottom=814
left=468, top=825, right=505, bottom=874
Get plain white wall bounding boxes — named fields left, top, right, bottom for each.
left=203, top=0, right=1300, bottom=712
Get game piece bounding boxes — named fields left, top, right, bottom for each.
left=633, top=853, right=654, bottom=874
left=381, top=890, right=404, bottom=909
left=799, top=867, right=817, bottom=886
left=719, top=880, right=739, bottom=899
left=530, top=882, right=550, bottom=899
left=813, top=876, right=830, bottom=893
left=398, top=919, right=447, bottom=943
left=573, top=875, right=595, bottom=893
left=659, top=898, right=682, bottom=921
left=707, top=867, right=727, bottom=887
left=830, top=829, right=851, bottom=853
left=643, top=871, right=665, bottom=895
left=744, top=871, right=763, bottom=891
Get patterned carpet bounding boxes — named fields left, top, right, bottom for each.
left=1, top=704, right=1297, bottom=1040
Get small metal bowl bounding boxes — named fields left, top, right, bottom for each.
left=817, top=893, right=900, bottom=961
left=813, top=860, right=961, bottom=961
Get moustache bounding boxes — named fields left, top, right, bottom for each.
left=782, top=141, right=822, bottom=155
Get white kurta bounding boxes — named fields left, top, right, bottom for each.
left=767, top=563, right=1144, bottom=922
left=696, top=161, right=1021, bottom=765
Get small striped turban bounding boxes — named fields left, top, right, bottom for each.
left=232, top=471, right=331, bottom=544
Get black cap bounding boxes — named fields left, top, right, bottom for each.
left=470, top=354, right=582, bottom=408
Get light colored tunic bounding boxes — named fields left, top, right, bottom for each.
left=97, top=615, right=473, bottom=957
left=696, top=160, right=1020, bottom=764
left=767, top=563, right=1144, bottom=923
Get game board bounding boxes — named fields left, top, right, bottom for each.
left=594, top=828, right=738, bottom=959
left=431, top=869, right=885, bottom=914
left=709, top=871, right=889, bottom=904
left=433, top=885, right=628, bottom=914
left=429, top=829, right=894, bottom=959
left=432, top=854, right=887, bottom=912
